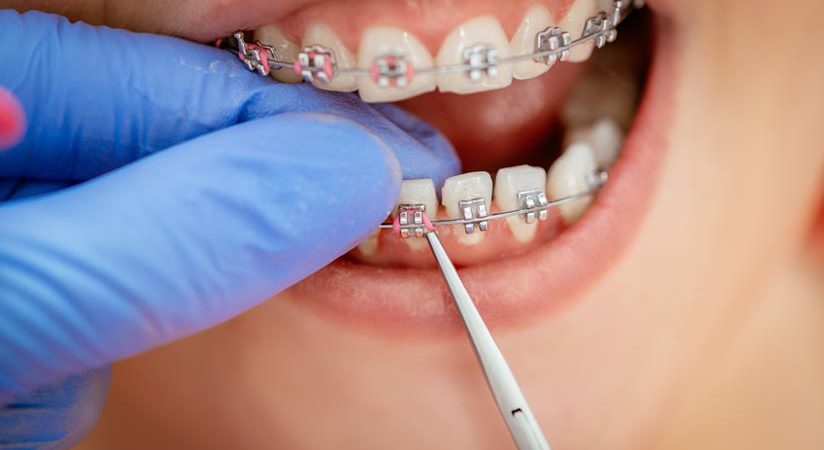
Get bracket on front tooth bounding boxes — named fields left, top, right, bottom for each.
left=459, top=198, right=490, bottom=234
left=295, top=45, right=337, bottom=84
left=582, top=12, right=618, bottom=49
left=534, top=28, right=572, bottom=65
left=463, top=44, right=500, bottom=82
left=517, top=190, right=549, bottom=224
left=398, top=204, right=428, bottom=239
left=371, top=53, right=415, bottom=88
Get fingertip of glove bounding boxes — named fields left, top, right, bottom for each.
left=259, top=111, right=401, bottom=187
left=368, top=103, right=461, bottom=188
left=264, top=112, right=402, bottom=231
left=171, top=112, right=402, bottom=245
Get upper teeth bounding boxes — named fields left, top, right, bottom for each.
left=560, top=0, right=600, bottom=63
left=357, top=27, right=436, bottom=103
left=436, top=16, right=512, bottom=95
left=241, top=0, right=632, bottom=102
left=253, top=25, right=303, bottom=84
left=301, top=23, right=358, bottom=92
left=511, top=5, right=557, bottom=80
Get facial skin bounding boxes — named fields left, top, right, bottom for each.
left=4, top=0, right=824, bottom=448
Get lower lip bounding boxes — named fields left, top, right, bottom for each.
left=291, top=23, right=677, bottom=335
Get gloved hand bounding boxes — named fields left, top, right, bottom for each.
left=0, top=10, right=459, bottom=448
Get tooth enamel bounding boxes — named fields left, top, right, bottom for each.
left=494, top=165, right=548, bottom=243
left=436, top=16, right=513, bottom=94
left=559, top=0, right=599, bottom=62
left=560, top=58, right=639, bottom=130
left=357, top=229, right=380, bottom=256
left=357, top=27, right=436, bottom=102
left=302, top=23, right=358, bottom=91
left=441, top=172, right=493, bottom=245
left=253, top=25, right=303, bottom=83
left=511, top=5, right=556, bottom=80
left=394, top=179, right=439, bottom=250
left=565, top=118, right=624, bottom=169
left=547, top=142, right=598, bottom=223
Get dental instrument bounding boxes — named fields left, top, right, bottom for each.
left=425, top=227, right=551, bottom=450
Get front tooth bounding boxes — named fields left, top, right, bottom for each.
left=441, top=172, right=493, bottom=245
left=547, top=143, right=598, bottom=223
left=357, top=27, right=436, bottom=102
left=394, top=179, right=439, bottom=250
left=494, top=165, right=548, bottom=243
left=357, top=229, right=381, bottom=256
left=565, top=118, right=624, bottom=169
left=510, top=5, right=556, bottom=80
left=302, top=23, right=358, bottom=92
left=559, top=0, right=599, bottom=62
left=436, top=16, right=513, bottom=94
left=253, top=25, right=303, bottom=83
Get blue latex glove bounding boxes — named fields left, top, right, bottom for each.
left=0, top=10, right=459, bottom=448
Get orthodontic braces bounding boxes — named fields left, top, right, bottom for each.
left=220, top=0, right=641, bottom=84
left=384, top=170, right=609, bottom=238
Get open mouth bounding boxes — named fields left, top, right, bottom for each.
left=226, top=0, right=674, bottom=332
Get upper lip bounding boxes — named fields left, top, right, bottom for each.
left=290, top=14, right=675, bottom=333
left=203, top=0, right=580, bottom=51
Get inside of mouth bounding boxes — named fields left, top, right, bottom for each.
left=350, top=9, right=653, bottom=268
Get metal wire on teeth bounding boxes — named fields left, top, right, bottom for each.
left=223, top=0, right=641, bottom=84
left=381, top=170, right=609, bottom=238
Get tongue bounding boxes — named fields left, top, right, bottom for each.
left=397, top=62, right=586, bottom=173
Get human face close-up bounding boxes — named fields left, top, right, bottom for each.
left=6, top=0, right=824, bottom=448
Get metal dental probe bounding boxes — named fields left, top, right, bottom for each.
left=425, top=230, right=551, bottom=450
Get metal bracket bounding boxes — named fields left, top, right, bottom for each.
left=583, top=12, right=618, bottom=49
left=517, top=190, right=549, bottom=224
left=458, top=198, right=490, bottom=234
left=397, top=204, right=428, bottom=239
left=611, top=0, right=626, bottom=27
left=295, top=45, right=337, bottom=84
left=534, top=27, right=572, bottom=65
left=586, top=170, right=610, bottom=190
left=234, top=32, right=273, bottom=76
left=371, top=53, right=415, bottom=88
left=463, top=44, right=499, bottom=82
